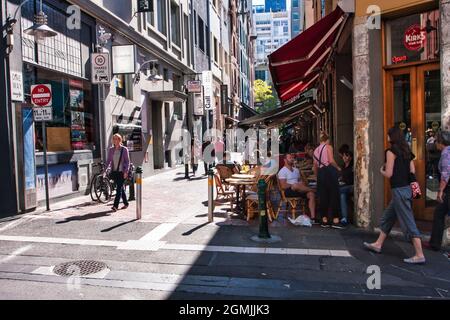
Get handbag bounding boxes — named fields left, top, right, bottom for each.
left=409, top=173, right=422, bottom=199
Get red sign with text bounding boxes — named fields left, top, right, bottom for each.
left=404, top=24, right=426, bottom=51
left=31, top=84, right=52, bottom=107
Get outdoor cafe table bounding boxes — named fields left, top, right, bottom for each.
left=231, top=174, right=255, bottom=179
left=225, top=178, right=257, bottom=217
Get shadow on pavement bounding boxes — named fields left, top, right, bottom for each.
left=101, top=219, right=139, bottom=232
left=50, top=201, right=101, bottom=213
left=55, top=211, right=112, bottom=224
left=182, top=222, right=212, bottom=236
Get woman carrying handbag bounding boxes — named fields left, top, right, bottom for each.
left=105, top=133, right=131, bottom=212
left=363, top=127, right=425, bottom=264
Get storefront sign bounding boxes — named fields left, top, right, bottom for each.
left=404, top=24, right=426, bottom=51
left=31, top=84, right=52, bottom=107
left=112, top=45, right=136, bottom=74
left=221, top=85, right=228, bottom=115
left=202, top=71, right=213, bottom=111
left=10, top=71, right=24, bottom=102
left=137, top=0, right=153, bottom=12
left=33, top=107, right=53, bottom=122
left=91, top=53, right=111, bottom=84
left=187, top=80, right=202, bottom=93
left=392, top=55, right=407, bottom=64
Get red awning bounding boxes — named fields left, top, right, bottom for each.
left=268, top=6, right=347, bottom=104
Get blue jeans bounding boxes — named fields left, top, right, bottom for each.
left=379, top=186, right=421, bottom=241
left=340, top=185, right=353, bottom=221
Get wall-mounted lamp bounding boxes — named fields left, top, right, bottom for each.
left=135, top=60, right=163, bottom=84
left=4, top=0, right=57, bottom=54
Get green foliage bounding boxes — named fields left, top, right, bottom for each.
left=253, top=80, right=279, bottom=113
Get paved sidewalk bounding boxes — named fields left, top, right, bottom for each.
left=0, top=166, right=448, bottom=300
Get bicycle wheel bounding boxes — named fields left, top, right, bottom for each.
left=93, top=176, right=112, bottom=203
left=89, top=175, right=98, bottom=201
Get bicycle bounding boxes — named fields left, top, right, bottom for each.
left=90, top=162, right=136, bottom=203
left=90, top=162, right=113, bottom=203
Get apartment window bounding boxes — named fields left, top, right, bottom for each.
left=205, top=26, right=210, bottom=58
left=194, top=11, right=197, bottom=45
left=147, top=12, right=155, bottom=26
left=198, top=17, right=205, bottom=52
left=163, top=68, right=169, bottom=82
left=157, top=0, right=167, bottom=35
left=170, top=1, right=181, bottom=47
left=293, top=12, right=299, bottom=19
left=293, top=0, right=299, bottom=7
left=213, top=37, right=219, bottom=64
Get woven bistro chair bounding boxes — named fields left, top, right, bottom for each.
left=274, top=177, right=307, bottom=220
left=213, top=172, right=235, bottom=211
left=245, top=174, right=276, bottom=221
left=215, top=164, right=235, bottom=191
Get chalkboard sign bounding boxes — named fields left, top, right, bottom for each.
left=137, top=0, right=153, bottom=13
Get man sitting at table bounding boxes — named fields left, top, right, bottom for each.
left=278, top=154, right=317, bottom=221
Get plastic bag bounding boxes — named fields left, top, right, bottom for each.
left=288, top=214, right=312, bottom=227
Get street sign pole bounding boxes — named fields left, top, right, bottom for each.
left=42, top=121, right=50, bottom=211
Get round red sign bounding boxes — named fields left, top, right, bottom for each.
left=404, top=24, right=426, bottom=51
left=31, top=84, right=52, bottom=107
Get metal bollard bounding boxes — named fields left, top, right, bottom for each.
left=135, top=166, right=143, bottom=220
left=207, top=168, right=214, bottom=223
left=257, top=179, right=271, bottom=239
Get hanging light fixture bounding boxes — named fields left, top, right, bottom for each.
left=23, top=0, right=57, bottom=44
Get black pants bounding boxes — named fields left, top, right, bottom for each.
left=192, top=164, right=198, bottom=175
left=111, top=171, right=128, bottom=208
left=317, top=166, right=341, bottom=220
left=430, top=188, right=449, bottom=250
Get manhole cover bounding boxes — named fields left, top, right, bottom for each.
left=53, top=260, right=108, bottom=277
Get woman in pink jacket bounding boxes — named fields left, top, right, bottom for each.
left=105, top=134, right=130, bottom=211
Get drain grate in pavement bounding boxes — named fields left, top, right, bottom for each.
left=53, top=260, right=108, bottom=277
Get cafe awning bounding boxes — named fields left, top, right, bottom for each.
left=268, top=6, right=348, bottom=104
left=238, top=97, right=315, bottom=129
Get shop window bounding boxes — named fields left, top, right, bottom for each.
left=24, top=66, right=96, bottom=152
left=115, top=74, right=133, bottom=100
left=385, top=9, right=440, bottom=66
left=113, top=121, right=143, bottom=153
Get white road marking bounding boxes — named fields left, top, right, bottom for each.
left=0, top=235, right=353, bottom=257
left=0, top=245, right=33, bottom=264
left=0, top=235, right=121, bottom=247
left=138, top=223, right=178, bottom=242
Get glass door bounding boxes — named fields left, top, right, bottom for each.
left=417, top=64, right=441, bottom=220
left=385, top=63, right=440, bottom=221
